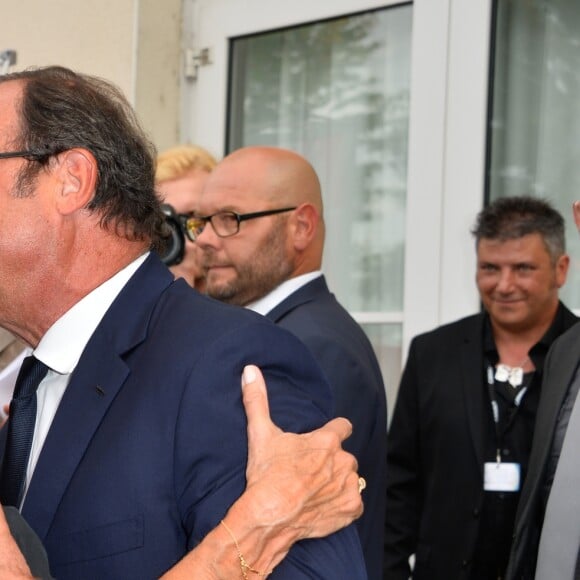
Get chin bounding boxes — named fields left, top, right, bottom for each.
left=495, top=315, right=530, bottom=330
left=205, top=278, right=233, bottom=301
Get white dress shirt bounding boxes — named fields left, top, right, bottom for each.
left=22, top=253, right=148, bottom=503
left=247, top=271, right=322, bottom=315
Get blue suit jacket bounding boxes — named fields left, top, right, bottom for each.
left=266, top=276, right=387, bottom=580
left=1, top=256, right=366, bottom=579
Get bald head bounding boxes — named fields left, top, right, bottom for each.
left=219, top=146, right=323, bottom=211
left=195, top=146, right=326, bottom=306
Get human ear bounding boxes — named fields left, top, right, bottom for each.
left=291, top=203, right=319, bottom=251
left=555, top=254, right=570, bottom=288
left=54, top=148, right=97, bottom=215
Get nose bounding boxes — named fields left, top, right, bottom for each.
left=194, top=219, right=218, bottom=248
left=495, top=268, right=515, bottom=293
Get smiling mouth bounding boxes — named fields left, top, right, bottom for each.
left=493, top=298, right=524, bottom=305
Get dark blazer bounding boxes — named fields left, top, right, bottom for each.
left=0, top=256, right=366, bottom=580
left=505, top=322, right=580, bottom=580
left=383, top=306, right=578, bottom=580
left=266, top=275, right=387, bottom=580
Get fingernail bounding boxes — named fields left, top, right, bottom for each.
left=242, top=365, right=256, bottom=386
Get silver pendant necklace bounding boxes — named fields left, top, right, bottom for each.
left=495, top=356, right=529, bottom=388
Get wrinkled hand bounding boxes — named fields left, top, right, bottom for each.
left=241, top=365, right=363, bottom=539
left=160, top=365, right=364, bottom=580
left=0, top=507, right=33, bottom=579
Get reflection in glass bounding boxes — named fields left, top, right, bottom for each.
left=228, top=5, right=412, bottom=314
left=361, top=323, right=402, bottom=422
left=227, top=5, right=412, bottom=406
left=488, top=0, right=580, bottom=308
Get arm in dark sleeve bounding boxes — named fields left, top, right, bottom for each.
left=174, top=320, right=367, bottom=579
left=303, top=333, right=387, bottom=578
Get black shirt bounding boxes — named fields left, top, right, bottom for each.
left=470, top=304, right=576, bottom=579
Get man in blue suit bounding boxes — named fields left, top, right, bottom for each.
left=0, top=67, right=366, bottom=579
left=194, top=146, right=388, bottom=579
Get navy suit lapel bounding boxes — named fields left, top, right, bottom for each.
left=22, top=255, right=174, bottom=540
left=459, top=315, right=487, bottom=473
left=22, top=341, right=130, bottom=539
left=265, top=276, right=328, bottom=323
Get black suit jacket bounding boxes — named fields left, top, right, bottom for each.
left=505, top=322, right=580, bottom=580
left=266, top=275, right=387, bottom=580
left=383, top=305, right=578, bottom=580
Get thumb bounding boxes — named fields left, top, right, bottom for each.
left=241, top=365, right=276, bottom=450
left=574, top=200, right=580, bottom=230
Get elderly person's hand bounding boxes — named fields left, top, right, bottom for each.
left=242, top=364, right=363, bottom=538
left=161, top=364, right=363, bottom=579
left=214, top=365, right=363, bottom=576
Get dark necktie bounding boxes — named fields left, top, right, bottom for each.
left=0, top=356, right=49, bottom=507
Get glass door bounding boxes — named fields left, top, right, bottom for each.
left=182, top=0, right=495, bottom=412
left=226, top=5, right=412, bottom=405
left=487, top=0, right=580, bottom=309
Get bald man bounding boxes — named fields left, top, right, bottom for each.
left=192, top=146, right=388, bottom=579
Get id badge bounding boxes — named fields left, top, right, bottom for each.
left=484, top=462, right=521, bottom=492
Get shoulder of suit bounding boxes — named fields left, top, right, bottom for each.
left=411, top=312, right=483, bottom=345
left=550, top=319, right=580, bottom=352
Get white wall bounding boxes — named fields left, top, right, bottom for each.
left=0, top=0, right=182, bottom=151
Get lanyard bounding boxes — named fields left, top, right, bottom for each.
left=486, top=365, right=503, bottom=464
left=486, top=364, right=530, bottom=464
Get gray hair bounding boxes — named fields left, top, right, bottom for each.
left=471, top=196, right=565, bottom=263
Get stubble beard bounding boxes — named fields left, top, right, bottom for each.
left=204, top=226, right=293, bottom=307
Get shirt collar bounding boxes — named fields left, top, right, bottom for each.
left=33, top=253, right=149, bottom=374
left=483, top=301, right=568, bottom=368
left=247, top=271, right=322, bottom=316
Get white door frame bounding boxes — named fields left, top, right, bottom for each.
left=182, top=0, right=494, bottom=363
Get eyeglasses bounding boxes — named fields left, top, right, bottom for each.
left=184, top=207, right=297, bottom=242
left=0, top=148, right=53, bottom=162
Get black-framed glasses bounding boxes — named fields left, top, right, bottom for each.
left=0, top=148, right=53, bottom=162
left=184, top=207, right=297, bottom=241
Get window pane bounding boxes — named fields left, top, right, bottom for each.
left=361, top=322, right=402, bottom=423
left=488, top=0, right=580, bottom=307
left=228, top=5, right=412, bottom=314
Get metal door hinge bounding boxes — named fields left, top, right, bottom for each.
left=184, top=47, right=213, bottom=81
left=0, top=50, right=17, bottom=75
